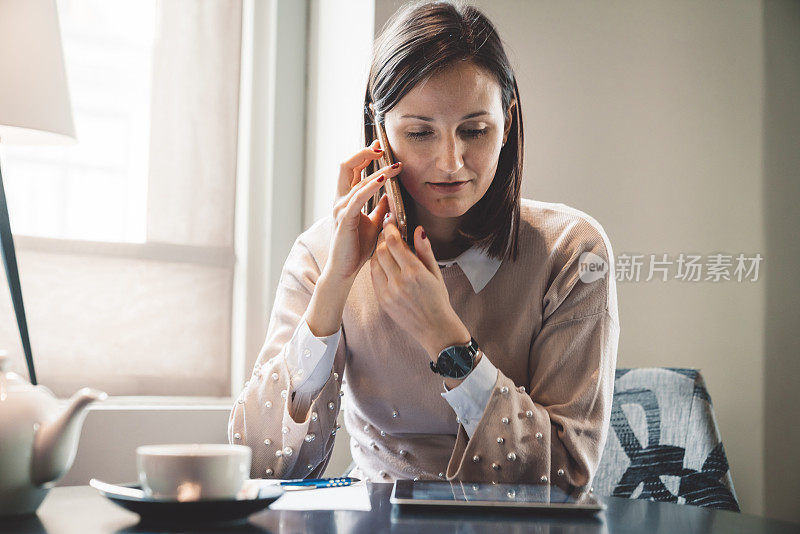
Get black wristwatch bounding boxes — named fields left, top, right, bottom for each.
left=429, top=337, right=480, bottom=379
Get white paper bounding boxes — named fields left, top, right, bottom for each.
left=243, top=479, right=372, bottom=511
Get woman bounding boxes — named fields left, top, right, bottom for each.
left=229, top=1, right=619, bottom=491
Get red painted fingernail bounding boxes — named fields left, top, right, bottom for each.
left=390, top=162, right=400, bottom=169
left=385, top=212, right=391, bottom=220
left=421, top=229, right=427, bottom=239
left=377, top=174, right=385, bottom=182
left=373, top=147, right=383, bottom=153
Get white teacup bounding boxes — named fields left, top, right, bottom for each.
left=136, top=444, right=251, bottom=501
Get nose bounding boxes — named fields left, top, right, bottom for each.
left=435, top=134, right=464, bottom=175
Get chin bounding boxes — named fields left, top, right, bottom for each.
left=417, top=197, right=474, bottom=218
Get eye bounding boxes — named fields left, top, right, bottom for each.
left=406, top=130, right=433, bottom=140
left=462, top=128, right=488, bottom=139
left=405, top=127, right=489, bottom=141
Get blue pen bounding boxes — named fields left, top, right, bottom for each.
left=279, top=477, right=360, bottom=489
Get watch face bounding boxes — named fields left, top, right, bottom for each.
left=437, top=346, right=475, bottom=379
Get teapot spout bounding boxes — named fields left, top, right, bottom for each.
left=31, top=387, right=107, bottom=485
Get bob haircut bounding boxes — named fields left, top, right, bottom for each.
left=363, top=0, right=523, bottom=262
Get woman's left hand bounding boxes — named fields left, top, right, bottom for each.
left=370, top=213, right=472, bottom=360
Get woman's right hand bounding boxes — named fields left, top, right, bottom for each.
left=324, top=140, right=403, bottom=284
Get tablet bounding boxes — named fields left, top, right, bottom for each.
left=390, top=480, right=605, bottom=513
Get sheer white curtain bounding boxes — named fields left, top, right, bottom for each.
left=0, top=0, right=242, bottom=397
left=147, top=1, right=241, bottom=248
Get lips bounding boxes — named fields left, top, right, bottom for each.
left=427, top=181, right=469, bottom=193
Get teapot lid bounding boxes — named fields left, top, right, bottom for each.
left=0, top=350, right=30, bottom=389
left=0, top=349, right=11, bottom=374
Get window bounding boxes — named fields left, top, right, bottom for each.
left=3, top=0, right=154, bottom=242
left=0, top=0, right=242, bottom=397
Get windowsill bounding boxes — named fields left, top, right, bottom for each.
left=15, top=234, right=234, bottom=267
left=58, top=396, right=236, bottom=410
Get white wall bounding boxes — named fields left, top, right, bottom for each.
left=58, top=403, right=353, bottom=485
left=374, top=0, right=775, bottom=518
left=304, top=0, right=376, bottom=227
left=58, top=405, right=231, bottom=486
left=762, top=0, right=800, bottom=523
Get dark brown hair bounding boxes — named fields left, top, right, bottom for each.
left=364, top=0, right=523, bottom=262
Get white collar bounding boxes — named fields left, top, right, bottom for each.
left=436, top=246, right=502, bottom=293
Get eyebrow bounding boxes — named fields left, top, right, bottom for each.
left=400, top=111, right=489, bottom=121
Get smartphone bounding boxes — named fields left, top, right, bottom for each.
left=363, top=123, right=408, bottom=243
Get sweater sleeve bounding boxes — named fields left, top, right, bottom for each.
left=440, top=355, right=498, bottom=438
left=228, top=235, right=347, bottom=480
left=287, top=320, right=342, bottom=416
left=445, top=223, right=620, bottom=492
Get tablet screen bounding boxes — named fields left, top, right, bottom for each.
left=391, top=480, right=603, bottom=511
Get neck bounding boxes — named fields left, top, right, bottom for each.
left=414, top=202, right=470, bottom=260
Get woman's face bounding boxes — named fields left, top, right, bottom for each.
left=384, top=61, right=511, bottom=220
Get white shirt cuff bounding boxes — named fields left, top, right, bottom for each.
left=285, top=314, right=341, bottom=397
left=440, top=353, right=498, bottom=439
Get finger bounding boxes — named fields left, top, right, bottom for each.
left=359, top=194, right=390, bottom=251
left=382, top=213, right=418, bottom=271
left=367, top=193, right=391, bottom=226
left=375, top=234, right=401, bottom=280
left=342, top=172, right=388, bottom=224
left=342, top=160, right=402, bottom=209
left=350, top=153, right=379, bottom=188
left=337, top=140, right=385, bottom=197
left=370, top=254, right=388, bottom=296
left=374, top=224, right=387, bottom=249
left=413, top=225, right=442, bottom=278
left=344, top=161, right=402, bottom=203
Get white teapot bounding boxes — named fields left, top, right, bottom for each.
left=0, top=350, right=106, bottom=516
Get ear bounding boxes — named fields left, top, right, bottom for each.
left=502, top=100, right=516, bottom=145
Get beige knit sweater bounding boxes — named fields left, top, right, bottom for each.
left=228, top=198, right=620, bottom=491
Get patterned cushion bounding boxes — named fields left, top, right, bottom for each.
left=594, top=368, right=740, bottom=511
